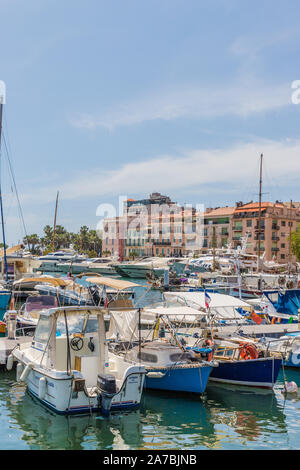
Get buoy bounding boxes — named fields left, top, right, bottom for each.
left=16, top=362, right=24, bottom=382
left=6, top=354, right=14, bottom=371
left=38, top=377, right=47, bottom=400
left=284, top=381, right=298, bottom=394
left=20, top=363, right=33, bottom=382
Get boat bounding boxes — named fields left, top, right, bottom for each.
left=113, top=257, right=175, bottom=279
left=16, top=294, right=58, bottom=329
left=107, top=309, right=218, bottom=395
left=205, top=336, right=282, bottom=388
left=11, top=306, right=146, bottom=415
left=57, top=258, right=118, bottom=276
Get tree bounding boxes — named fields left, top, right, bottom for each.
left=23, top=234, right=40, bottom=254
left=290, top=224, right=300, bottom=261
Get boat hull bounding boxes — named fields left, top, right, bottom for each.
left=144, top=364, right=212, bottom=394
left=209, top=357, right=282, bottom=388
left=19, top=366, right=145, bottom=415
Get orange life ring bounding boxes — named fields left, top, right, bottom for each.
left=239, top=342, right=259, bottom=360
left=204, top=339, right=213, bottom=361
left=271, top=316, right=276, bottom=324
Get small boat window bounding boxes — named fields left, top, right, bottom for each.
left=34, top=316, right=51, bottom=343
left=169, top=352, right=192, bottom=362
left=137, top=352, right=158, bottom=363
left=56, top=314, right=85, bottom=336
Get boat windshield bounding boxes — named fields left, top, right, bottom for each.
left=56, top=313, right=98, bottom=336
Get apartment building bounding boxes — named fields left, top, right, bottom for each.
left=231, top=201, right=300, bottom=263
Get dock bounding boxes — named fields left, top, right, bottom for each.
left=0, top=336, right=33, bottom=368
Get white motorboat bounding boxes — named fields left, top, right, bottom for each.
left=11, top=306, right=145, bottom=415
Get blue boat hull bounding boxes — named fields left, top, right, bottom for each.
left=0, top=291, right=11, bottom=320
left=144, top=365, right=212, bottom=394
left=209, top=357, right=282, bottom=388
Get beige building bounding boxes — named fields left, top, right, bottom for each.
left=231, top=201, right=300, bottom=263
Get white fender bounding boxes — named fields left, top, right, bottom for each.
left=38, top=377, right=47, bottom=400
left=16, top=362, right=24, bottom=382
left=20, top=363, right=33, bottom=382
left=6, top=354, right=14, bottom=371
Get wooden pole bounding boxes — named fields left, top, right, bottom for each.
left=52, top=191, right=59, bottom=252
left=0, top=102, right=8, bottom=281
left=257, top=154, right=263, bottom=273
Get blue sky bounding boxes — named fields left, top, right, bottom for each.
left=1, top=0, right=300, bottom=244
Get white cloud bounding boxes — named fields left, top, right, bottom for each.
left=18, top=138, right=300, bottom=205
left=70, top=79, right=291, bottom=131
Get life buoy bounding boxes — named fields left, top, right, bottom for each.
left=271, top=316, right=276, bottom=324
left=239, top=342, right=259, bottom=360
left=204, top=339, right=213, bottom=361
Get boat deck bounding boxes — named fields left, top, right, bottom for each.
left=0, top=336, right=32, bottom=367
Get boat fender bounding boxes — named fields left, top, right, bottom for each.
left=6, top=354, right=14, bottom=371
left=16, top=362, right=24, bottom=382
left=20, top=363, right=33, bottom=382
left=284, top=381, right=298, bottom=394
left=38, top=377, right=47, bottom=400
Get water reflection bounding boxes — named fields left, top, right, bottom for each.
left=205, top=383, right=287, bottom=443
left=9, top=387, right=144, bottom=450
left=140, top=390, right=217, bottom=449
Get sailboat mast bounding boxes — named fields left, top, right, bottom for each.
left=52, top=190, right=59, bottom=252
left=257, top=153, right=263, bottom=273
left=0, top=101, right=8, bottom=281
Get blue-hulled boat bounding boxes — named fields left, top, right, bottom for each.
left=126, top=341, right=218, bottom=394
left=263, top=289, right=300, bottom=322
left=195, top=337, right=282, bottom=389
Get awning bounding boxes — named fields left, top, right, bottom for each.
left=86, top=277, right=143, bottom=290
left=13, top=277, right=68, bottom=288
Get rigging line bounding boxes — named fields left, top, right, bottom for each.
left=2, top=132, right=28, bottom=243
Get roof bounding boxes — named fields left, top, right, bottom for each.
left=205, top=207, right=235, bottom=217
left=234, top=202, right=284, bottom=213
left=85, top=276, right=143, bottom=290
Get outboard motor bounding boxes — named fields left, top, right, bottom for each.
left=97, top=373, right=117, bottom=416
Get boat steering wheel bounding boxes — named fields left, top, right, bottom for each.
left=70, top=336, right=84, bottom=351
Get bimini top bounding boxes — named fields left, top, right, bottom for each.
left=13, top=276, right=68, bottom=288
left=164, top=291, right=250, bottom=320
left=86, top=277, right=143, bottom=290
left=39, top=305, right=106, bottom=318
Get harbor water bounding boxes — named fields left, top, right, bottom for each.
left=1, top=277, right=300, bottom=450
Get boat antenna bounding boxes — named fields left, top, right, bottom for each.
left=0, top=99, right=8, bottom=281
left=257, top=153, right=263, bottom=273
left=52, top=190, right=59, bottom=252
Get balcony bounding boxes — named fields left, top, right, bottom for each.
left=271, top=236, right=279, bottom=241
left=272, top=224, right=279, bottom=230
left=272, top=247, right=279, bottom=252
left=153, top=241, right=171, bottom=246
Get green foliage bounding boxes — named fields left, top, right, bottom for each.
left=23, top=225, right=102, bottom=255
left=290, top=224, right=300, bottom=261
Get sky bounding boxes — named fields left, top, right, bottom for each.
left=1, top=0, right=300, bottom=244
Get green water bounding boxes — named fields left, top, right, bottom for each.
left=1, top=369, right=300, bottom=450
left=3, top=273, right=299, bottom=450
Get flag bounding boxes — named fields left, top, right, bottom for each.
left=204, top=291, right=211, bottom=310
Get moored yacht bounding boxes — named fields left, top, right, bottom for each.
left=12, top=306, right=145, bottom=415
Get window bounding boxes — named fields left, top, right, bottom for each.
left=137, top=352, right=158, bottom=363
left=34, top=316, right=51, bottom=344
left=247, top=220, right=252, bottom=227
left=281, top=243, right=285, bottom=248
left=281, top=221, right=286, bottom=226
left=281, top=254, right=285, bottom=259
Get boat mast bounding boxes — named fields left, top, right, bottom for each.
left=288, top=199, right=292, bottom=275
left=52, top=190, right=59, bottom=252
left=0, top=100, right=8, bottom=281
left=257, top=154, right=263, bottom=273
